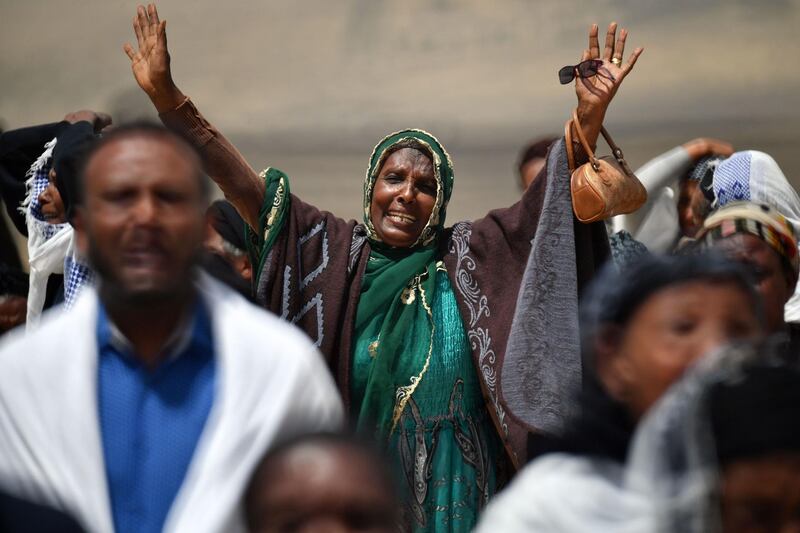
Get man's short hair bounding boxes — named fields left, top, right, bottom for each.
left=76, top=121, right=210, bottom=207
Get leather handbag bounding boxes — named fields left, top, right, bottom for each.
left=565, top=109, right=646, bottom=223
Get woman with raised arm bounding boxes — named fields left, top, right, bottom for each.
left=125, top=5, right=641, bottom=530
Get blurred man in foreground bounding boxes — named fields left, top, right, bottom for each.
left=0, top=123, right=343, bottom=533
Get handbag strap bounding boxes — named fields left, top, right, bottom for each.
left=570, top=109, right=600, bottom=170
left=570, top=109, right=629, bottom=169
left=564, top=118, right=577, bottom=171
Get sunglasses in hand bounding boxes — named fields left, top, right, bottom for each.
left=558, top=59, right=614, bottom=85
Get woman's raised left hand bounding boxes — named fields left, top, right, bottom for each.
left=573, top=22, right=643, bottom=148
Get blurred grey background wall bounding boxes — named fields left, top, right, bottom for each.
left=1, top=0, right=799, bottom=229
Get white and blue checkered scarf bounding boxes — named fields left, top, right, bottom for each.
left=21, top=139, right=66, bottom=240
left=22, top=138, right=94, bottom=326
left=713, top=151, right=800, bottom=231
left=63, top=250, right=94, bottom=309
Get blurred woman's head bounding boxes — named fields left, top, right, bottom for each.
left=622, top=342, right=800, bottom=533
left=581, top=253, right=763, bottom=421
left=709, top=150, right=800, bottom=326
left=709, top=363, right=800, bottom=533
left=698, top=202, right=799, bottom=334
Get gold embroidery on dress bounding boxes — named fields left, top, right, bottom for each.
left=401, top=285, right=416, bottom=305
left=390, top=274, right=435, bottom=434
left=368, top=339, right=380, bottom=358
left=261, top=172, right=286, bottom=243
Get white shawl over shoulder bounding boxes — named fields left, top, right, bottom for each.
left=0, top=274, right=344, bottom=533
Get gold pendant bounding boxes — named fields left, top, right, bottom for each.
left=401, top=286, right=416, bottom=305
left=368, top=340, right=379, bottom=358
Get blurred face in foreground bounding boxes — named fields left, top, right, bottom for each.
left=597, top=280, right=762, bottom=421
left=246, top=441, right=400, bottom=533
left=75, top=133, right=206, bottom=305
left=720, top=452, right=800, bottom=533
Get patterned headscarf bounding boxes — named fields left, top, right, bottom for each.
left=698, top=201, right=799, bottom=282
left=712, top=151, right=800, bottom=232
left=689, top=155, right=726, bottom=204
left=363, top=129, right=454, bottom=247
left=711, top=151, right=800, bottom=321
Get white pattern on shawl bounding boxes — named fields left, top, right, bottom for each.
left=712, top=151, right=800, bottom=323
left=502, top=138, right=582, bottom=436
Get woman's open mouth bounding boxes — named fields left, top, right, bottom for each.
left=387, top=211, right=416, bottom=226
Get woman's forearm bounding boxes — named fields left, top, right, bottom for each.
left=158, top=97, right=265, bottom=230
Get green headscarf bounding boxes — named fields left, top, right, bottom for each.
left=354, top=129, right=455, bottom=438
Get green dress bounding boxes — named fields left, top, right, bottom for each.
left=353, top=269, right=503, bottom=532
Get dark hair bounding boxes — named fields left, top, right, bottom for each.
left=580, top=253, right=763, bottom=366
left=517, top=137, right=558, bottom=176
left=76, top=121, right=210, bottom=208
left=52, top=122, right=96, bottom=224
left=244, top=432, right=398, bottom=529
left=206, top=199, right=246, bottom=251
left=710, top=360, right=800, bottom=466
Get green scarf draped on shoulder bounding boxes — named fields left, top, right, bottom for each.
left=354, top=129, right=455, bottom=439
left=243, top=167, right=291, bottom=286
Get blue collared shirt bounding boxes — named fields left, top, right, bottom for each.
left=96, top=299, right=216, bottom=533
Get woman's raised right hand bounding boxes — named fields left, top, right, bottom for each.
left=123, top=4, right=185, bottom=113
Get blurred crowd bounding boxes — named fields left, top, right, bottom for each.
left=1, top=4, right=798, bottom=533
